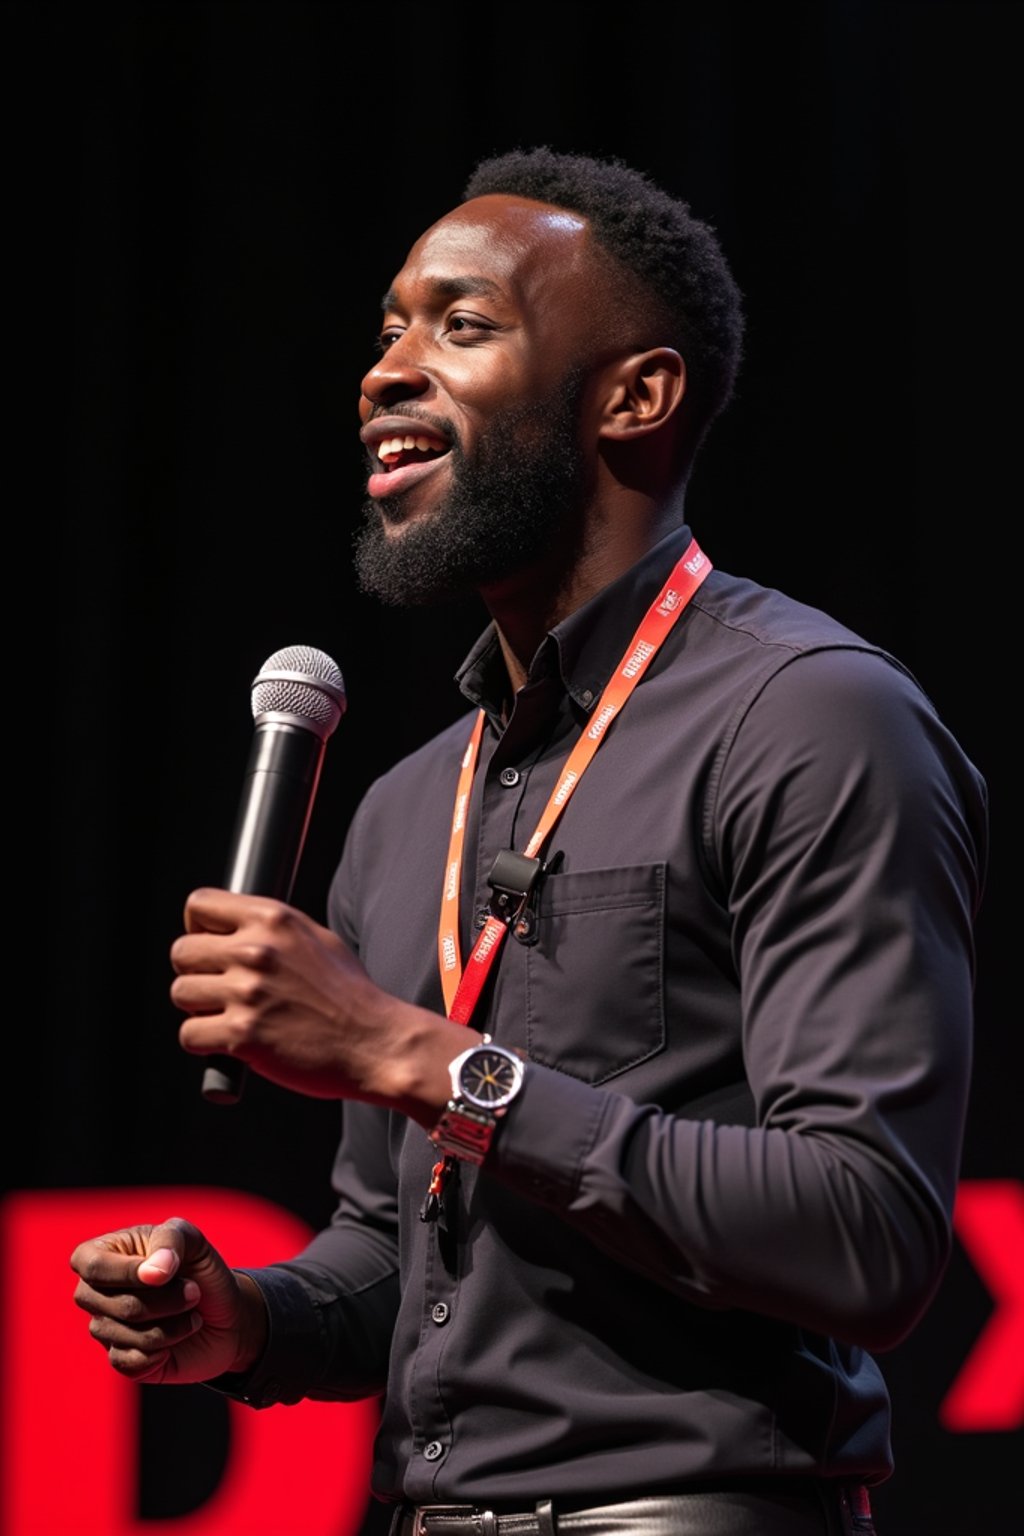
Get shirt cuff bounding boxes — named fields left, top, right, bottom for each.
left=201, top=1264, right=324, bottom=1409
left=488, top=1058, right=610, bottom=1206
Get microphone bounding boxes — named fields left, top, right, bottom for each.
left=200, top=643, right=347, bottom=1106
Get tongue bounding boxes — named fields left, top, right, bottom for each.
left=387, top=447, right=443, bottom=470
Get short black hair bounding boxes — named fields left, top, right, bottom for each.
left=463, top=146, right=745, bottom=455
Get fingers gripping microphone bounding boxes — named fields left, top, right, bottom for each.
left=200, top=644, right=347, bottom=1106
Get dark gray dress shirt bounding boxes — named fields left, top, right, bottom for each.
left=219, top=524, right=988, bottom=1509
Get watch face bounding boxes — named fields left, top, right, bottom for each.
left=457, top=1045, right=524, bottom=1110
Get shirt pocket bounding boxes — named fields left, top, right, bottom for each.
left=525, top=861, right=666, bottom=1085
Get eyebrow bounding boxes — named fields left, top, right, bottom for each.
left=380, top=276, right=505, bottom=313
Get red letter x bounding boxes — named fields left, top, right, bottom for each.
left=941, top=1179, right=1024, bottom=1431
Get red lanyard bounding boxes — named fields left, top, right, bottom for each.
left=437, top=538, right=712, bottom=1024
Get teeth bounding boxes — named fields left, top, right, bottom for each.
left=377, top=433, right=444, bottom=463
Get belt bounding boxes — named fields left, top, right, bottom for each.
left=393, top=1484, right=875, bottom=1536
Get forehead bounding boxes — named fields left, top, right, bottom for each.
left=384, top=194, right=599, bottom=315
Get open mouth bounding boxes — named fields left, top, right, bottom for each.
left=361, top=417, right=453, bottom=503
left=376, top=431, right=449, bottom=472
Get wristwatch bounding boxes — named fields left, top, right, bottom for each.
left=429, top=1037, right=526, bottom=1164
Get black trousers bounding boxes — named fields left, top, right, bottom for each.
left=390, top=1484, right=877, bottom=1536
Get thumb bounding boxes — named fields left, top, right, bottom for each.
left=136, top=1216, right=205, bottom=1287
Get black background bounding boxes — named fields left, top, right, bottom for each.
left=10, top=2, right=1021, bottom=1533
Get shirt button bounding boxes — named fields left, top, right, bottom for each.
left=431, top=1302, right=450, bottom=1325
left=499, top=767, right=520, bottom=787
left=423, top=1440, right=444, bottom=1462
left=581, top=689, right=594, bottom=705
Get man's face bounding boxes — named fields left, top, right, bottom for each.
left=354, top=195, right=604, bottom=606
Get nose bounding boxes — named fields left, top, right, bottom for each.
left=360, top=335, right=431, bottom=412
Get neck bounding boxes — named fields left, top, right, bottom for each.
left=482, top=502, right=686, bottom=697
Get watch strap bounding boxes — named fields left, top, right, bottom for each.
left=430, top=1102, right=498, bottom=1165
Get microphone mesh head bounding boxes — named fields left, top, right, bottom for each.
left=251, top=644, right=347, bottom=739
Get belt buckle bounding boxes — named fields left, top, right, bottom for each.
left=414, top=1505, right=486, bottom=1536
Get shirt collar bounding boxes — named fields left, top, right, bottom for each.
left=455, top=523, right=696, bottom=722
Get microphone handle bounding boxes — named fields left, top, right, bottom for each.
left=200, top=721, right=327, bottom=1105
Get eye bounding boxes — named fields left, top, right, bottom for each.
left=446, top=313, right=493, bottom=340
left=373, top=326, right=403, bottom=355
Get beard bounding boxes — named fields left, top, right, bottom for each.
left=352, top=369, right=590, bottom=607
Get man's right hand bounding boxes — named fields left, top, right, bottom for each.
left=69, top=1216, right=268, bottom=1385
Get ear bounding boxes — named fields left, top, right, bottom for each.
left=596, top=348, right=686, bottom=442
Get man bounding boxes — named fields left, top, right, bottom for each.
left=69, top=148, right=988, bottom=1536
